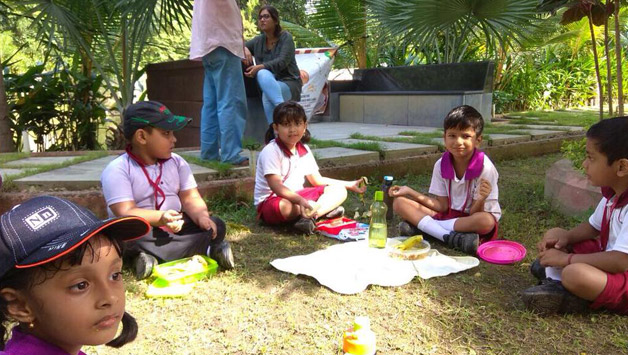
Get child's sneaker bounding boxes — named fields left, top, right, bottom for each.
left=530, top=258, right=546, bottom=281
left=134, top=252, right=158, bottom=280
left=443, top=232, right=479, bottom=254
left=294, top=217, right=316, bottom=234
left=323, top=206, right=345, bottom=219
left=522, top=279, right=590, bottom=315
left=398, top=221, right=420, bottom=236
left=209, top=240, right=235, bottom=270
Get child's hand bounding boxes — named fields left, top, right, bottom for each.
left=160, top=210, right=182, bottom=226
left=298, top=198, right=316, bottom=218
left=198, top=215, right=218, bottom=239
left=539, top=248, right=569, bottom=267
left=537, top=228, right=570, bottom=252
left=347, top=178, right=367, bottom=194
left=476, top=178, right=491, bottom=200
left=166, top=219, right=184, bottom=233
left=389, top=185, right=410, bottom=197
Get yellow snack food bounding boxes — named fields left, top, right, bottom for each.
left=395, top=235, right=424, bottom=250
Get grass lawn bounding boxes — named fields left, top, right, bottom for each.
left=87, top=153, right=627, bottom=355
left=503, top=108, right=608, bottom=128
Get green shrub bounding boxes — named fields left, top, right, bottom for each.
left=560, top=137, right=586, bottom=172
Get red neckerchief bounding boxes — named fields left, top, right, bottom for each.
left=125, top=145, right=168, bottom=210
left=274, top=138, right=308, bottom=158
left=441, top=149, right=484, bottom=212
left=600, top=187, right=628, bottom=249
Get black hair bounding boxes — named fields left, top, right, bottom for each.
left=586, top=116, right=628, bottom=165
left=258, top=5, right=282, bottom=38
left=0, top=235, right=138, bottom=350
left=264, top=101, right=311, bottom=144
left=443, top=105, right=484, bottom=136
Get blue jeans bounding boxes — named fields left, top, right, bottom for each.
left=201, top=47, right=247, bottom=163
left=256, top=69, right=291, bottom=124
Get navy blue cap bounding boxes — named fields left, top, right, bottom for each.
left=123, top=101, right=192, bottom=139
left=0, top=196, right=150, bottom=277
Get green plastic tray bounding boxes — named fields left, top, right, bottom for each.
left=152, top=255, right=218, bottom=285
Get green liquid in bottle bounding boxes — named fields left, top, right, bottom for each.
left=368, top=222, right=387, bottom=248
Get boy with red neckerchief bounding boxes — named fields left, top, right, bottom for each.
left=523, top=117, right=628, bottom=315
left=389, top=105, right=501, bottom=255
left=100, top=101, right=234, bottom=280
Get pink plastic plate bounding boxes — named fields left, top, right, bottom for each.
left=477, top=240, right=526, bottom=264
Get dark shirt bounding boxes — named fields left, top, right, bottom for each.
left=246, top=31, right=302, bottom=101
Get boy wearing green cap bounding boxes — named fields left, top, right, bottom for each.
left=101, top=101, right=235, bottom=280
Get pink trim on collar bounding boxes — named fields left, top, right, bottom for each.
left=440, top=149, right=484, bottom=180
left=274, top=139, right=308, bottom=158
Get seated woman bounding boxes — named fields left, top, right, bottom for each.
left=244, top=5, right=302, bottom=124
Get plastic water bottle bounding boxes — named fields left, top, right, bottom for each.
left=382, top=175, right=394, bottom=220
left=342, top=316, right=376, bottom=355
left=368, top=191, right=387, bottom=248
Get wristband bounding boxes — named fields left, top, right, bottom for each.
left=567, top=253, right=574, bottom=265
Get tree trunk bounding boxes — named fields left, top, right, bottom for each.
left=615, top=0, right=624, bottom=115
left=588, top=14, right=604, bottom=121
left=0, top=69, right=14, bottom=152
left=604, top=16, right=613, bottom=115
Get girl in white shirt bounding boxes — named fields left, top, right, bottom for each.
left=254, top=102, right=366, bottom=234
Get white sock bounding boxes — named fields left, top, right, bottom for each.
left=545, top=267, right=562, bottom=281
left=433, top=218, right=457, bottom=233
left=417, top=216, right=449, bottom=242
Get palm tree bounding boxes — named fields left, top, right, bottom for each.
left=0, top=0, right=13, bottom=152
left=13, top=0, right=192, bottom=114
left=309, top=0, right=368, bottom=68
left=369, top=0, right=539, bottom=64
left=539, top=0, right=612, bottom=120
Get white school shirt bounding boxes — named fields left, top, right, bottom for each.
left=429, top=155, right=501, bottom=221
left=589, top=197, right=628, bottom=253
left=254, top=140, right=319, bottom=206
left=101, top=153, right=197, bottom=217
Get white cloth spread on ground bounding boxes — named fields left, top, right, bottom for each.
left=270, top=240, right=479, bottom=294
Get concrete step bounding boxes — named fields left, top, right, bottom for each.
left=313, top=147, right=379, bottom=167
left=342, top=139, right=438, bottom=159
left=4, top=155, right=81, bottom=167
left=13, top=155, right=218, bottom=191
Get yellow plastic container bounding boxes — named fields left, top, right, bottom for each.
left=342, top=317, right=376, bottom=355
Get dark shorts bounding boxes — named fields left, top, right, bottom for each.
left=124, top=213, right=226, bottom=262
left=433, top=209, right=499, bottom=243
left=256, top=185, right=326, bottom=225
left=572, top=239, right=628, bottom=314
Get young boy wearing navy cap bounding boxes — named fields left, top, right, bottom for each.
left=101, top=101, right=235, bottom=280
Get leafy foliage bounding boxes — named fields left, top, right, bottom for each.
left=560, top=137, right=587, bottom=172
left=4, top=62, right=106, bottom=151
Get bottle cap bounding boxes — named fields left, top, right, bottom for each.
left=384, top=176, right=393, bottom=181
left=353, top=316, right=371, bottom=331
left=374, top=191, right=383, bottom=201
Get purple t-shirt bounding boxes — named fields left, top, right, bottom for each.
left=1, top=328, right=87, bottom=355
left=100, top=152, right=197, bottom=217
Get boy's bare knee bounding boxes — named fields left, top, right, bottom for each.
left=475, top=213, right=495, bottom=233
left=562, top=264, right=592, bottom=290
left=392, top=196, right=409, bottom=212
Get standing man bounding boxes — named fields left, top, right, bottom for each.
left=190, top=0, right=248, bottom=165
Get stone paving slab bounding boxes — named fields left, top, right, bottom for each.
left=342, top=139, right=438, bottom=159
left=519, top=124, right=584, bottom=132
left=312, top=147, right=379, bottom=166
left=0, top=168, right=25, bottom=180
left=308, top=122, right=438, bottom=140
left=4, top=155, right=81, bottom=167
left=13, top=155, right=218, bottom=190
left=518, top=129, right=567, bottom=140
left=486, top=134, right=531, bottom=146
